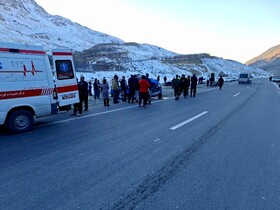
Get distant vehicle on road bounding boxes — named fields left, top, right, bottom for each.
left=271, top=76, right=280, bottom=82
left=238, top=73, right=252, bottom=84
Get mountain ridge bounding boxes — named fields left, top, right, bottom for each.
left=0, top=0, right=270, bottom=79
left=246, top=44, right=280, bottom=75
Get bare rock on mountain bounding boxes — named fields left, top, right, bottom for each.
left=246, top=44, right=280, bottom=75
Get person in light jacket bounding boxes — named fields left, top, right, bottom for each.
left=112, top=75, right=119, bottom=104
left=100, top=78, right=110, bottom=107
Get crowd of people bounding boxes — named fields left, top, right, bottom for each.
left=110, top=73, right=153, bottom=107
left=171, top=73, right=199, bottom=100
left=70, top=73, right=225, bottom=116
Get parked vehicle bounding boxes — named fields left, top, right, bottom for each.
left=0, top=42, right=79, bottom=133
left=149, top=79, right=162, bottom=99
left=238, top=73, right=252, bottom=84
left=113, top=78, right=163, bottom=100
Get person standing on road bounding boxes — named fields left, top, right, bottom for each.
left=112, top=75, right=120, bottom=104
left=88, top=81, right=93, bottom=100
left=190, top=74, right=198, bottom=97
left=173, top=75, right=182, bottom=100
left=218, top=76, right=224, bottom=90
left=79, top=76, right=89, bottom=111
left=100, top=78, right=110, bottom=107
left=71, top=80, right=83, bottom=116
left=145, top=73, right=153, bottom=104
left=120, top=76, right=127, bottom=102
left=128, top=75, right=136, bottom=104
left=186, top=75, right=191, bottom=96
left=181, top=74, right=188, bottom=98
left=138, top=75, right=150, bottom=107
left=93, top=79, right=100, bottom=100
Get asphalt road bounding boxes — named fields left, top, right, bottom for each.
left=1, top=79, right=280, bottom=210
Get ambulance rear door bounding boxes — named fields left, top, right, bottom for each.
left=52, top=49, right=79, bottom=107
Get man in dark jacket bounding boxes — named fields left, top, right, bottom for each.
left=128, top=75, right=138, bottom=103
left=79, top=76, right=89, bottom=111
left=120, top=76, right=127, bottom=102
left=190, top=74, right=198, bottom=97
left=93, top=79, right=100, bottom=99
left=172, top=75, right=181, bottom=100
left=181, top=74, right=188, bottom=98
left=218, top=76, right=224, bottom=90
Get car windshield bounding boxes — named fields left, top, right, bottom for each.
left=239, top=74, right=248, bottom=78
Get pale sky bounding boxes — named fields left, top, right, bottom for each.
left=34, top=0, right=280, bottom=63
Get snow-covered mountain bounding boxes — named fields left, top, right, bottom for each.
left=0, top=0, right=270, bottom=81
left=0, top=0, right=123, bottom=51
left=73, top=42, right=270, bottom=81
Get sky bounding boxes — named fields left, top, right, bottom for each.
left=34, top=0, right=280, bottom=63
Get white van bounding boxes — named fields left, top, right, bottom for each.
left=0, top=42, right=79, bottom=133
left=238, top=73, right=252, bottom=84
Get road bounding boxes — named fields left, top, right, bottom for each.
left=1, top=78, right=280, bottom=210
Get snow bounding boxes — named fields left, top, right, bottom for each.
left=0, top=0, right=123, bottom=51
left=0, top=0, right=272, bottom=84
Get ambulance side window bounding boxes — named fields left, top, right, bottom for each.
left=55, top=60, right=74, bottom=80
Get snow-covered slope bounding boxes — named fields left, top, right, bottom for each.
left=0, top=0, right=270, bottom=81
left=202, top=58, right=270, bottom=79
left=74, top=43, right=270, bottom=81
left=0, top=0, right=123, bottom=51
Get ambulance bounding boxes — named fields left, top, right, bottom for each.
left=0, top=42, right=79, bottom=133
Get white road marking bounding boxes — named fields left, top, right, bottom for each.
left=37, top=106, right=138, bottom=127
left=38, top=84, right=230, bottom=128
left=153, top=138, right=161, bottom=142
left=233, top=92, right=240, bottom=97
left=272, top=82, right=280, bottom=89
left=170, top=111, right=208, bottom=130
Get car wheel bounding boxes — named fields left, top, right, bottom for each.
left=6, top=110, right=34, bottom=133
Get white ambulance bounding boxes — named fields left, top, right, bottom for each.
left=0, top=42, right=79, bottom=133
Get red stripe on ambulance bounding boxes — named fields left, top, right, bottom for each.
left=0, top=48, right=46, bottom=55
left=56, top=85, right=78, bottom=93
left=0, top=89, right=43, bottom=100
left=0, top=85, right=77, bottom=100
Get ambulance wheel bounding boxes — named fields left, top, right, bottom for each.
left=7, top=110, right=34, bottom=133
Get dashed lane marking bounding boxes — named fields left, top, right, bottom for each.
left=233, top=92, right=240, bottom=97
left=170, top=111, right=208, bottom=130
